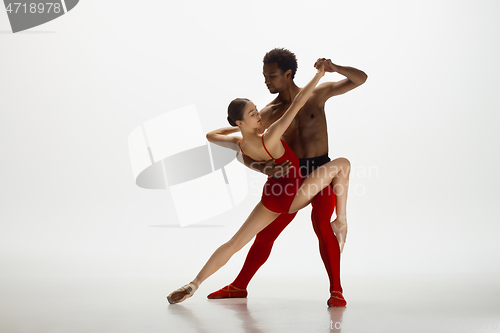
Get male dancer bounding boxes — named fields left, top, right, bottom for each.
left=208, top=48, right=367, bottom=306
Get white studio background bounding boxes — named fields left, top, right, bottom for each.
left=1, top=0, right=499, bottom=299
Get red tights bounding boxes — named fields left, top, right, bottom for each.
left=231, top=185, right=342, bottom=293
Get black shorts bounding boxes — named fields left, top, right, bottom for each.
left=298, top=154, right=331, bottom=177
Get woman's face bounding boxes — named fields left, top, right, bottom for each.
left=239, top=101, right=263, bottom=129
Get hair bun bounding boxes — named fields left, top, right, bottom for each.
left=227, top=98, right=250, bottom=127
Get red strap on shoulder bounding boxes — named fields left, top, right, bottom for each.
left=261, top=135, right=275, bottom=160
left=238, top=139, right=248, bottom=157
left=239, top=139, right=265, bottom=162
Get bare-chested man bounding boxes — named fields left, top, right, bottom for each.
left=208, top=48, right=367, bottom=306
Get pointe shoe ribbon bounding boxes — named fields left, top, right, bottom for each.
left=331, top=217, right=347, bottom=253
left=167, top=281, right=199, bottom=304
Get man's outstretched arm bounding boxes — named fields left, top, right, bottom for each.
left=314, top=58, right=367, bottom=99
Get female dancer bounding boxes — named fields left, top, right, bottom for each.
left=167, top=60, right=350, bottom=304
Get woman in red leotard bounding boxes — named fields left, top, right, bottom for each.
left=239, top=133, right=303, bottom=214
left=167, top=61, right=350, bottom=304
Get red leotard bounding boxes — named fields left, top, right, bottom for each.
left=239, top=136, right=303, bottom=214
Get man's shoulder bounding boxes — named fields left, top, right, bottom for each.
left=261, top=97, right=283, bottom=115
left=264, top=96, right=281, bottom=108
left=260, top=97, right=285, bottom=128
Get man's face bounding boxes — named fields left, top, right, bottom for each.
left=263, top=63, right=288, bottom=94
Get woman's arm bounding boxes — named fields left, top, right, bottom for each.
left=264, top=62, right=326, bottom=143
left=206, top=126, right=241, bottom=151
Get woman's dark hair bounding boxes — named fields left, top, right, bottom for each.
left=227, top=98, right=250, bottom=126
left=263, top=48, right=298, bottom=79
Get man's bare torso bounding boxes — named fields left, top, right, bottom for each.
left=262, top=91, right=329, bottom=159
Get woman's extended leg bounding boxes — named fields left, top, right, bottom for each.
left=195, top=202, right=280, bottom=283
left=167, top=202, right=280, bottom=304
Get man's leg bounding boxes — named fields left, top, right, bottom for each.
left=207, top=212, right=297, bottom=298
left=311, top=185, right=346, bottom=306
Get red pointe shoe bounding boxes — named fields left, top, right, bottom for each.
left=207, top=285, right=248, bottom=299
left=327, top=291, right=347, bottom=307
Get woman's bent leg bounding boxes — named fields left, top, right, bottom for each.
left=330, top=159, right=350, bottom=253
left=331, top=159, right=350, bottom=216
left=288, top=158, right=351, bottom=214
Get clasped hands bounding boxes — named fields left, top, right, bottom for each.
left=314, top=58, right=338, bottom=73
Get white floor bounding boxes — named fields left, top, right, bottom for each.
left=1, top=273, right=498, bottom=333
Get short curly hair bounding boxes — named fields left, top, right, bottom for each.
left=263, top=48, right=298, bottom=80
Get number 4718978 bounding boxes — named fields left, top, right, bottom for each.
left=5, top=2, right=62, bottom=14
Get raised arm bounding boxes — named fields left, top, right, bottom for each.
left=314, top=58, right=367, bottom=102
left=206, top=126, right=241, bottom=151
left=264, top=62, right=326, bottom=143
